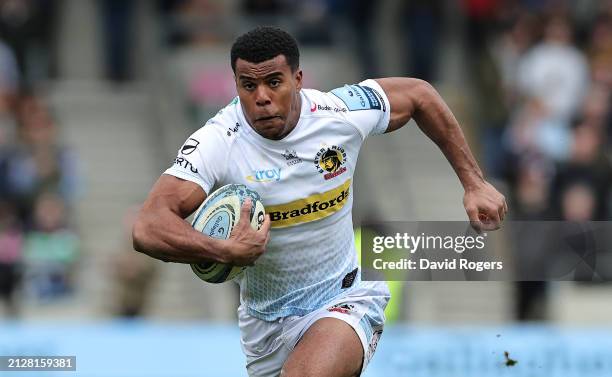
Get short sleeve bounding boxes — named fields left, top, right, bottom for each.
left=329, top=79, right=391, bottom=139
left=163, top=124, right=227, bottom=195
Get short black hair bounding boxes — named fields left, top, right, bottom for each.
left=230, top=26, right=300, bottom=73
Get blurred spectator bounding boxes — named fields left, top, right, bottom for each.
left=111, top=249, right=159, bottom=318
left=511, top=157, right=554, bottom=221
left=490, top=13, right=539, bottom=113
left=505, top=15, right=589, bottom=162
left=510, top=102, right=612, bottom=320
left=551, top=120, right=611, bottom=220
left=0, top=201, right=23, bottom=317
left=0, top=39, right=18, bottom=147
left=581, top=84, right=610, bottom=128
left=511, top=156, right=554, bottom=321
left=99, top=0, right=135, bottom=82
left=3, top=93, right=78, bottom=225
left=157, top=0, right=185, bottom=46
left=506, top=99, right=573, bottom=162
left=292, top=0, right=332, bottom=46
left=402, top=0, right=443, bottom=82
left=479, top=13, right=539, bottom=178
left=110, top=207, right=158, bottom=318
left=160, top=0, right=227, bottom=47
left=0, top=0, right=58, bottom=87
left=587, top=13, right=612, bottom=87
left=472, top=14, right=535, bottom=178
left=462, top=0, right=500, bottom=53
left=517, top=15, right=589, bottom=121
left=576, top=6, right=612, bottom=162
left=560, top=181, right=597, bottom=221
left=330, top=0, right=379, bottom=77
left=23, top=192, right=78, bottom=301
left=242, top=0, right=285, bottom=16
left=0, top=39, right=18, bottom=96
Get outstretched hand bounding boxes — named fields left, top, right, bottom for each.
left=223, top=199, right=271, bottom=266
left=463, top=181, right=507, bottom=232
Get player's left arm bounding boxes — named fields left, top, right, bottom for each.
left=374, top=77, right=508, bottom=230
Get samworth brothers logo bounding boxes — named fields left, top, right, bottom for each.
left=266, top=179, right=351, bottom=228
left=315, top=145, right=347, bottom=180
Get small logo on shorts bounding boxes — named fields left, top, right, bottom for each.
left=342, top=268, right=358, bottom=289
left=366, top=329, right=383, bottom=365
left=327, top=303, right=354, bottom=315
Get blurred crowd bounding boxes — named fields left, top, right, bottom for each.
left=462, top=1, right=612, bottom=320
left=0, top=0, right=78, bottom=317
left=466, top=1, right=612, bottom=225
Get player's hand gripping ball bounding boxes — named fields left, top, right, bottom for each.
left=190, top=184, right=265, bottom=283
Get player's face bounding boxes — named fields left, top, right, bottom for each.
left=235, top=55, right=302, bottom=140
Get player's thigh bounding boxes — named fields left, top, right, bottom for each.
left=280, top=317, right=363, bottom=377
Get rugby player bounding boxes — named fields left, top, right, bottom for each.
left=132, top=26, right=507, bottom=377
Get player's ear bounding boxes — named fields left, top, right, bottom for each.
left=294, top=69, right=303, bottom=90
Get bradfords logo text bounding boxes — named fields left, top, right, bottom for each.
left=315, top=145, right=347, bottom=180
left=267, top=179, right=351, bottom=228
left=246, top=168, right=281, bottom=183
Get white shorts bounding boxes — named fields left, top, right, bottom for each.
left=238, top=280, right=390, bottom=377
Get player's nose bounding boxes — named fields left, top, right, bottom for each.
left=254, top=86, right=272, bottom=107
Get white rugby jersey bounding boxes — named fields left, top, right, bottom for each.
left=164, top=79, right=391, bottom=320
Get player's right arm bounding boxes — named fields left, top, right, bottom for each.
left=132, top=174, right=270, bottom=266
left=374, top=77, right=507, bottom=230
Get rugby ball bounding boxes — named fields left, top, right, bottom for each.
left=190, top=184, right=265, bottom=283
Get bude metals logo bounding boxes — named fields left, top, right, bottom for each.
left=315, top=145, right=347, bottom=180
left=309, top=101, right=347, bottom=113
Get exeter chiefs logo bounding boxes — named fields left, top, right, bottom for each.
left=315, top=145, right=347, bottom=180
